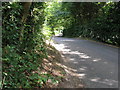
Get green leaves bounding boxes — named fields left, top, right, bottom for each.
left=2, top=2, right=49, bottom=88
left=62, top=2, right=119, bottom=46
left=2, top=44, right=47, bottom=88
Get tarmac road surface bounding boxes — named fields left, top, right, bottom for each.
left=52, top=36, right=118, bottom=88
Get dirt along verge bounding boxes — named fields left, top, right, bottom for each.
left=40, top=44, right=66, bottom=88
left=47, top=40, right=85, bottom=88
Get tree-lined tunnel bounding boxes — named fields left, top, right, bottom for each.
left=2, top=1, right=119, bottom=88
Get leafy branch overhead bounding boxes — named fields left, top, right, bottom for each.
left=2, top=1, right=120, bottom=88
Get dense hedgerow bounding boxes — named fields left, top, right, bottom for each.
left=2, top=2, right=51, bottom=88
left=62, top=2, right=120, bottom=46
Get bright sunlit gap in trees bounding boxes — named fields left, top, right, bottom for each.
left=42, top=2, right=71, bottom=39
left=42, top=2, right=119, bottom=46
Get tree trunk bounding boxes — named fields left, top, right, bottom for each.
left=19, top=1, right=32, bottom=42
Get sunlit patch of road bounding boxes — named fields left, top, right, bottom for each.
left=51, top=36, right=118, bottom=88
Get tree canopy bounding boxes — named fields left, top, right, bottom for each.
left=2, top=1, right=119, bottom=88
left=44, top=2, right=119, bottom=45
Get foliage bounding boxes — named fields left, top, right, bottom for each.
left=2, top=1, right=120, bottom=88
left=42, top=2, right=72, bottom=38
left=44, top=2, right=119, bottom=46
left=2, top=2, right=51, bottom=88
left=62, top=2, right=120, bottom=46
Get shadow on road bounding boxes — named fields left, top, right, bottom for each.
left=51, top=36, right=118, bottom=88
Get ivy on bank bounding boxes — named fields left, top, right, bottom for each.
left=2, top=2, right=56, bottom=88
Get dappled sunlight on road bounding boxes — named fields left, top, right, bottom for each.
left=61, top=39, right=75, bottom=42
left=56, top=62, right=77, bottom=72
left=92, top=59, right=101, bottom=62
left=90, top=77, right=118, bottom=86
left=73, top=61, right=78, bottom=64
left=51, top=37, right=118, bottom=88
left=52, top=42, right=91, bottom=59
left=64, top=50, right=91, bottom=59
left=56, top=62, right=86, bottom=78
left=79, top=66, right=87, bottom=71
left=65, top=69, right=86, bottom=78
left=69, top=58, right=75, bottom=61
